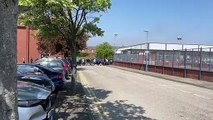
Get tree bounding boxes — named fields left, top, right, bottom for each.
left=96, top=42, right=114, bottom=59
left=19, top=0, right=111, bottom=67
left=0, top=0, right=19, bottom=120
left=37, top=33, right=90, bottom=56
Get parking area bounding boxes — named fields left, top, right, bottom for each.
left=16, top=57, right=101, bottom=120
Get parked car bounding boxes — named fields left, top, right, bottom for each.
left=18, top=64, right=64, bottom=91
left=18, top=81, right=55, bottom=120
left=34, top=58, right=70, bottom=80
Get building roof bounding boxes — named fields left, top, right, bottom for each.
left=116, top=42, right=213, bottom=54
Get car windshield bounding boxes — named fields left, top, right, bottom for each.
left=39, top=61, right=64, bottom=68
left=17, top=81, right=51, bottom=100
left=34, top=57, right=56, bottom=63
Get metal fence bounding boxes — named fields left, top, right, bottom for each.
left=114, top=47, right=213, bottom=72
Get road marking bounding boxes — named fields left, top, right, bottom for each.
left=159, top=84, right=170, bottom=86
left=78, top=71, right=108, bottom=120
left=130, top=74, right=155, bottom=83
left=179, top=89, right=192, bottom=94
left=159, top=84, right=211, bottom=100
left=79, top=71, right=89, bottom=86
left=193, top=94, right=211, bottom=100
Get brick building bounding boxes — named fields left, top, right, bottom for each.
left=17, top=26, right=41, bottom=64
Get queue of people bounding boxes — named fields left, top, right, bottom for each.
left=77, top=58, right=113, bottom=66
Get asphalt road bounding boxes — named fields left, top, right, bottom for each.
left=78, top=66, right=213, bottom=120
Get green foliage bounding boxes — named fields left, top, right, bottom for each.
left=18, top=0, right=111, bottom=66
left=18, top=0, right=111, bottom=40
left=77, top=51, right=89, bottom=57
left=96, top=42, right=114, bottom=59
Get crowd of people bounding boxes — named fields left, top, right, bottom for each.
left=77, top=58, right=113, bottom=66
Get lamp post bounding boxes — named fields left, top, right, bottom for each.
left=144, top=30, right=149, bottom=71
left=177, top=36, right=182, bottom=67
left=113, top=33, right=118, bottom=48
left=177, top=36, right=182, bottom=50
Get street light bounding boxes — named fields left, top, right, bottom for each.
left=144, top=30, right=149, bottom=43
left=177, top=36, right=182, bottom=50
left=113, top=33, right=118, bottom=49
left=144, top=30, right=149, bottom=71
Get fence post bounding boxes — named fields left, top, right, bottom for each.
left=191, top=49, right=194, bottom=69
left=184, top=49, right=187, bottom=78
left=155, top=51, right=157, bottom=72
left=209, top=48, right=211, bottom=71
left=163, top=51, right=165, bottom=74
left=199, top=48, right=203, bottom=80
left=137, top=53, right=139, bottom=63
left=172, top=49, right=175, bottom=75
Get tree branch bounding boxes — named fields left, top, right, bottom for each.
left=74, top=7, right=80, bottom=26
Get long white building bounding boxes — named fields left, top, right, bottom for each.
left=116, top=42, right=213, bottom=54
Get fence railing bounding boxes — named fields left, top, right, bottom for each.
left=114, top=47, right=213, bottom=72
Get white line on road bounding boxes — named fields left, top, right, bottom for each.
left=193, top=94, right=211, bottom=100
left=179, top=89, right=192, bottom=94
left=157, top=84, right=212, bottom=100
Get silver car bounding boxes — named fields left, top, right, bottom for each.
left=18, top=81, right=55, bottom=120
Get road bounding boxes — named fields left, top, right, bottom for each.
left=78, top=66, right=213, bottom=120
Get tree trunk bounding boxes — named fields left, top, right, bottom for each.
left=0, top=0, right=19, bottom=120
left=70, top=40, right=77, bottom=68
left=69, top=40, right=77, bottom=92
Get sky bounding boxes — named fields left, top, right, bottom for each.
left=87, top=0, right=213, bottom=46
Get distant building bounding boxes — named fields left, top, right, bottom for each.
left=81, top=46, right=96, bottom=58
left=116, top=42, right=213, bottom=54
left=114, top=42, right=213, bottom=82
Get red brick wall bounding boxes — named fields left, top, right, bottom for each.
left=17, top=26, right=27, bottom=64
left=114, top=61, right=213, bottom=82
left=17, top=26, right=40, bottom=64
left=186, top=69, right=199, bottom=80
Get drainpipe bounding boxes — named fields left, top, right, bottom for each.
left=26, top=27, right=30, bottom=63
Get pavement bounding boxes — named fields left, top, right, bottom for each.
left=54, top=72, right=107, bottom=120
left=110, top=65, right=213, bottom=90
left=78, top=66, right=213, bottom=120
left=54, top=79, right=92, bottom=120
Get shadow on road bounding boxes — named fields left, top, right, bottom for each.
left=55, top=81, right=93, bottom=120
left=89, top=87, right=112, bottom=100
left=101, top=100, right=156, bottom=120
left=85, top=87, right=156, bottom=120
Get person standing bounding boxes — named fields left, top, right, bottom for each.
left=22, top=58, right=25, bottom=64
left=30, top=58, right=33, bottom=63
